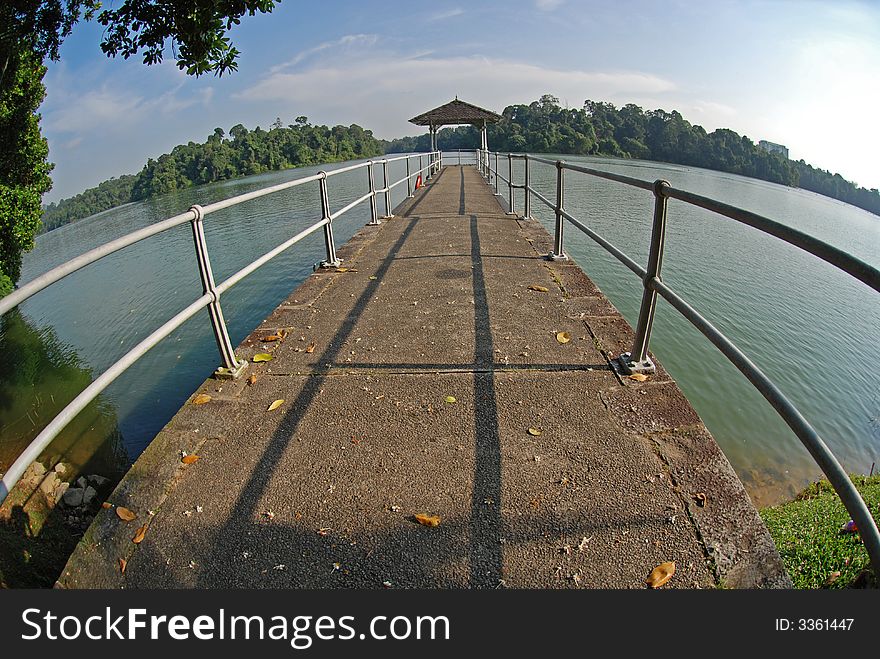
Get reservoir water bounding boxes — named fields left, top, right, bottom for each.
left=2, top=154, right=878, bottom=507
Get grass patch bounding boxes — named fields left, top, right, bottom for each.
left=759, top=475, right=879, bottom=589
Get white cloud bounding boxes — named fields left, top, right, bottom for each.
left=237, top=45, right=676, bottom=138
left=45, top=80, right=214, bottom=137
left=268, top=34, right=379, bottom=74
left=428, top=8, right=465, bottom=21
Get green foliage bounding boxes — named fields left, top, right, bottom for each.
left=43, top=121, right=384, bottom=228
left=97, top=1, right=280, bottom=76
left=0, top=48, right=53, bottom=288
left=386, top=96, right=879, bottom=216
left=0, top=2, right=99, bottom=71
left=41, top=175, right=137, bottom=231
left=760, top=476, right=879, bottom=589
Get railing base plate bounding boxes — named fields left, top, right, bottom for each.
left=616, top=353, right=656, bottom=375
left=546, top=252, right=568, bottom=262
left=319, top=259, right=342, bottom=269
left=367, top=219, right=382, bottom=226
left=214, top=360, right=249, bottom=380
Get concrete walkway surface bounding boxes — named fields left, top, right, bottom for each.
left=59, top=165, right=789, bottom=589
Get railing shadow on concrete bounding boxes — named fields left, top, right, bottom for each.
left=475, top=147, right=880, bottom=576
left=0, top=152, right=440, bottom=506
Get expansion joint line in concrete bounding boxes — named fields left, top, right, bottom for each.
left=646, top=431, right=721, bottom=585
left=258, top=365, right=612, bottom=378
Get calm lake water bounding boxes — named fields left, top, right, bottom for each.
left=3, top=154, right=878, bottom=506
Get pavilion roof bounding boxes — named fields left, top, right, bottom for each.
left=409, top=98, right=502, bottom=127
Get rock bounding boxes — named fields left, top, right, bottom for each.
left=53, top=482, right=70, bottom=505
left=87, top=474, right=110, bottom=489
left=82, top=486, right=98, bottom=507
left=53, top=462, right=68, bottom=476
left=75, top=476, right=88, bottom=489
left=39, top=472, right=60, bottom=497
left=62, top=487, right=85, bottom=507
left=23, top=462, right=47, bottom=484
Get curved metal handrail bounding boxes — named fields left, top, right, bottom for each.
left=483, top=149, right=880, bottom=575
left=0, top=152, right=440, bottom=504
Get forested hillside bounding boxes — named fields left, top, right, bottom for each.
left=385, top=96, right=880, bottom=216
left=42, top=119, right=383, bottom=230
left=44, top=97, right=879, bottom=231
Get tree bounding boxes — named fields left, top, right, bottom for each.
left=0, top=49, right=53, bottom=296
left=0, top=1, right=282, bottom=297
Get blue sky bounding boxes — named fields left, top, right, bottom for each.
left=40, top=0, right=880, bottom=202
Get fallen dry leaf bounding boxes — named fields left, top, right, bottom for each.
left=528, top=427, right=543, bottom=436
left=263, top=332, right=284, bottom=342
left=555, top=331, right=571, bottom=344
left=193, top=393, right=212, bottom=405
left=102, top=502, right=112, bottom=510
left=824, top=571, right=841, bottom=586
left=335, top=267, right=349, bottom=272
left=132, top=524, right=147, bottom=544
left=247, top=374, right=258, bottom=386
left=252, top=353, right=273, bottom=363
left=116, top=506, right=137, bottom=522
left=267, top=399, right=284, bottom=412
left=414, top=513, right=441, bottom=527
left=693, top=492, right=707, bottom=507
left=181, top=455, right=200, bottom=465
left=305, top=343, right=316, bottom=353
left=627, top=373, right=649, bottom=382
left=119, top=558, right=127, bottom=574
left=317, top=527, right=331, bottom=536
left=527, top=285, right=549, bottom=292
left=646, top=561, right=676, bottom=588
left=445, top=396, right=457, bottom=404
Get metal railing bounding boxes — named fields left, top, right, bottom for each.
left=481, top=149, right=880, bottom=575
left=0, top=151, right=440, bottom=505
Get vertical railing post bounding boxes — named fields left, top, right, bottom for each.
left=406, top=156, right=413, bottom=198
left=506, top=154, right=515, bottom=215
left=189, top=204, right=247, bottom=379
left=367, top=161, right=380, bottom=225
left=494, top=152, right=500, bottom=195
left=382, top=159, right=393, bottom=218
left=548, top=161, right=568, bottom=261
left=619, top=179, right=670, bottom=375
left=458, top=149, right=461, bottom=166
left=318, top=173, right=341, bottom=268
left=419, top=154, right=423, bottom=186
left=524, top=155, right=531, bottom=219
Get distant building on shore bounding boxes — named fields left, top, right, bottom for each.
left=758, top=140, right=789, bottom=159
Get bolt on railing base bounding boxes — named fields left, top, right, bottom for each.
left=616, top=352, right=656, bottom=375
left=367, top=218, right=382, bottom=226
left=381, top=214, right=395, bottom=219
left=546, top=252, right=568, bottom=262
left=214, top=359, right=249, bottom=380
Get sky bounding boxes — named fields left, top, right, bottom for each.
left=39, top=0, right=880, bottom=202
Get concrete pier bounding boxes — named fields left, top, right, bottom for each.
left=59, top=165, right=789, bottom=589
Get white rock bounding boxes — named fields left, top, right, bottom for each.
left=53, top=482, right=70, bottom=504
left=53, top=462, right=68, bottom=476
left=39, top=472, right=60, bottom=497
